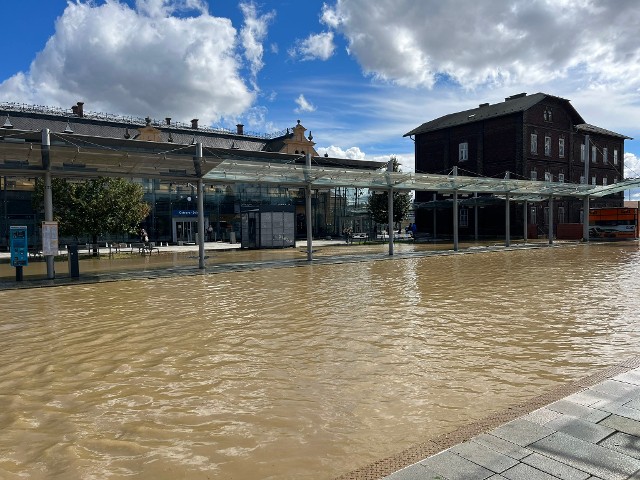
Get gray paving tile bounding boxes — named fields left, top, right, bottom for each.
left=501, top=463, right=558, bottom=479
left=522, top=452, right=591, bottom=480
left=613, top=370, right=640, bottom=386
left=530, top=431, right=640, bottom=479
left=598, top=414, right=640, bottom=437
left=471, top=434, right=533, bottom=460
left=524, top=407, right=565, bottom=425
left=546, top=415, right=616, bottom=443
left=418, top=450, right=494, bottom=480
left=384, top=463, right=446, bottom=479
left=598, top=432, right=640, bottom=460
left=450, top=440, right=519, bottom=473
left=596, top=403, right=640, bottom=422
left=566, top=389, right=620, bottom=408
left=589, top=380, right=639, bottom=400
left=487, top=476, right=509, bottom=480
left=625, top=398, right=640, bottom=411
left=490, top=419, right=555, bottom=447
left=547, top=399, right=610, bottom=423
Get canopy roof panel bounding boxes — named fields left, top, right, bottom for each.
left=2, top=131, right=639, bottom=197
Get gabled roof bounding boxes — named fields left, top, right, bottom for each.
left=576, top=123, right=633, bottom=140
left=404, top=92, right=585, bottom=137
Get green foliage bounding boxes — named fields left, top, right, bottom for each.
left=32, top=177, right=150, bottom=241
left=367, top=157, right=412, bottom=225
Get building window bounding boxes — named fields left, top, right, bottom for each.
left=544, top=108, right=553, bottom=122
left=459, top=142, right=468, bottom=162
left=603, top=147, right=608, bottom=164
left=531, top=170, right=537, bottom=181
left=459, top=208, right=468, bottom=227
left=559, top=138, right=565, bottom=157
left=530, top=207, right=537, bottom=225
left=592, top=176, right=597, bottom=185
left=615, top=176, right=619, bottom=183
left=531, top=133, right=538, bottom=154
left=614, top=149, right=619, bottom=165
left=544, top=136, right=551, bottom=156
left=558, top=206, right=565, bottom=224
left=544, top=207, right=549, bottom=225
left=602, top=177, right=607, bottom=186
left=580, top=144, right=585, bottom=163
left=592, top=146, right=597, bottom=164
left=580, top=175, right=585, bottom=184
left=544, top=171, right=552, bottom=182
left=558, top=173, right=565, bottom=183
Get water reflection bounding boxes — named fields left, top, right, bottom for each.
left=0, top=243, right=639, bottom=479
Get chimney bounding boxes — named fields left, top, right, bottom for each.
left=77, top=102, right=84, bottom=117
left=191, top=118, right=199, bottom=129
left=71, top=105, right=78, bottom=115
left=236, top=124, right=244, bottom=135
left=165, top=117, right=171, bottom=125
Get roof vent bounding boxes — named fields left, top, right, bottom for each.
left=3, top=114, right=13, bottom=128
left=63, top=120, right=74, bottom=133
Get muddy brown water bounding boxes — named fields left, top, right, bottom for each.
left=0, top=242, right=639, bottom=479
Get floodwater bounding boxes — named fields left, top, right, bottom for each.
left=0, top=242, right=639, bottom=479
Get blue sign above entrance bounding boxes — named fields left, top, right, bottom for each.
left=173, top=210, right=199, bottom=217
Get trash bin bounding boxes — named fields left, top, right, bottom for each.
left=68, top=244, right=80, bottom=278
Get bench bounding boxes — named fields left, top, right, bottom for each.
left=133, top=242, right=160, bottom=255
left=350, top=233, right=368, bottom=244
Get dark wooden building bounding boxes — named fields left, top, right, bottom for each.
left=404, top=92, right=631, bottom=239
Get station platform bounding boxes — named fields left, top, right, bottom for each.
left=340, top=357, right=640, bottom=480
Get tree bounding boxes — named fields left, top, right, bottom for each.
left=33, top=177, right=151, bottom=250
left=367, top=157, right=412, bottom=227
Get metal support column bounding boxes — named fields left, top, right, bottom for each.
left=548, top=196, right=554, bottom=245
left=523, top=201, right=528, bottom=242
left=387, top=160, right=394, bottom=256
left=452, top=166, right=458, bottom=251
left=583, top=134, right=590, bottom=242
left=306, top=153, right=313, bottom=261
left=195, top=143, right=205, bottom=269
left=42, top=128, right=55, bottom=279
left=505, top=192, right=511, bottom=247
left=432, top=192, right=437, bottom=241
left=583, top=196, right=590, bottom=241
left=474, top=191, right=478, bottom=241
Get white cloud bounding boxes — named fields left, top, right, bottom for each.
left=289, top=32, right=335, bottom=61
left=295, top=94, right=316, bottom=113
left=625, top=152, right=640, bottom=179
left=0, top=0, right=261, bottom=125
left=239, top=2, right=275, bottom=85
left=323, top=0, right=640, bottom=91
left=317, top=145, right=365, bottom=159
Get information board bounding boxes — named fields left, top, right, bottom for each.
left=10, top=226, right=28, bottom=267
left=42, top=221, right=59, bottom=256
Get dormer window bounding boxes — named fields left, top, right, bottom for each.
left=543, top=108, right=553, bottom=122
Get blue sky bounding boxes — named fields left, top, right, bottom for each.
left=1, top=0, right=639, bottom=198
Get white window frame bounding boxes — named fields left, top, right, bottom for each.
left=544, top=136, right=551, bottom=156
left=592, top=146, right=597, bottom=164
left=558, top=206, right=565, bottom=224
left=459, top=142, right=468, bottom=162
left=558, top=173, right=565, bottom=183
left=531, top=133, right=538, bottom=154
left=603, top=147, right=608, bottom=164
left=559, top=138, right=565, bottom=157
left=459, top=208, right=468, bottom=227
left=592, top=176, right=597, bottom=186
left=580, top=144, right=585, bottom=163
left=602, top=177, right=607, bottom=186
left=614, top=149, right=619, bottom=165
left=580, top=175, right=585, bottom=184
left=530, top=207, right=537, bottom=225
left=531, top=170, right=537, bottom=181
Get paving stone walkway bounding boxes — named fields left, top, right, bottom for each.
left=381, top=361, right=640, bottom=480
